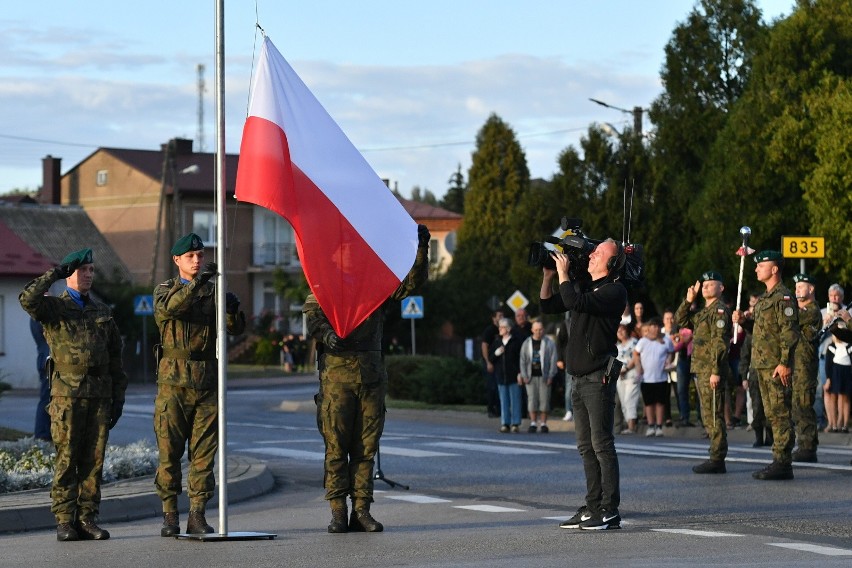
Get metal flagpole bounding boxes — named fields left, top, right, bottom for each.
left=178, top=0, right=274, bottom=540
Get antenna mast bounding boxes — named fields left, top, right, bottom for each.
left=197, top=63, right=206, bottom=152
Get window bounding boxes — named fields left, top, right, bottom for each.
left=253, top=209, right=297, bottom=266
left=192, top=210, right=217, bottom=246
left=429, top=239, right=439, bottom=265
left=96, top=170, right=108, bottom=186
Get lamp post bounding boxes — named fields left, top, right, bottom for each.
left=589, top=98, right=644, bottom=136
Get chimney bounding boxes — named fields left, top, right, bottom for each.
left=41, top=155, right=62, bottom=205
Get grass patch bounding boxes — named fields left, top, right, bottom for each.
left=386, top=398, right=482, bottom=413
left=226, top=364, right=307, bottom=379
left=0, top=426, right=29, bottom=442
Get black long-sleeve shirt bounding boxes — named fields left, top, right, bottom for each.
left=540, top=278, right=627, bottom=376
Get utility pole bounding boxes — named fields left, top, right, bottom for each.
left=197, top=64, right=206, bottom=152
left=589, top=98, right=644, bottom=137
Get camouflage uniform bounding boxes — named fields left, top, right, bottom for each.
left=153, top=276, right=245, bottom=513
left=749, top=283, right=799, bottom=465
left=792, top=301, right=821, bottom=452
left=305, top=246, right=427, bottom=508
left=19, top=268, right=127, bottom=523
left=676, top=298, right=731, bottom=462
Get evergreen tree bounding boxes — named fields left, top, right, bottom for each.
left=440, top=164, right=467, bottom=214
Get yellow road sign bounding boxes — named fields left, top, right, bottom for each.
left=781, top=236, right=825, bottom=259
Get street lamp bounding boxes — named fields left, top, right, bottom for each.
left=589, top=98, right=644, bottom=136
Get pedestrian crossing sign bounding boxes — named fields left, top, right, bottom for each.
left=401, top=296, right=424, bottom=319
left=134, top=294, right=154, bottom=316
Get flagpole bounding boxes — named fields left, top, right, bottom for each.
left=733, top=226, right=751, bottom=345
left=176, top=0, right=274, bottom=541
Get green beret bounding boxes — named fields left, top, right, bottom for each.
left=754, top=250, right=783, bottom=263
left=61, top=248, right=93, bottom=265
left=793, top=273, right=813, bottom=284
left=700, top=270, right=724, bottom=283
left=170, top=233, right=205, bottom=256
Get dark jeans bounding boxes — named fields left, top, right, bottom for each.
left=484, top=368, right=500, bottom=415
left=676, top=369, right=692, bottom=422
left=34, top=374, right=51, bottom=441
left=572, top=369, right=620, bottom=514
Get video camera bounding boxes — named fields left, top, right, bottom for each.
left=527, top=217, right=645, bottom=287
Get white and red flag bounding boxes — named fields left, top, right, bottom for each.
left=235, top=37, right=418, bottom=337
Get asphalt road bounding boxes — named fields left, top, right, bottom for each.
left=1, top=375, right=851, bottom=567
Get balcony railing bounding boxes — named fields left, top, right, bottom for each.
left=253, top=242, right=300, bottom=267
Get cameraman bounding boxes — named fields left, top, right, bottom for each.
left=540, top=238, right=627, bottom=531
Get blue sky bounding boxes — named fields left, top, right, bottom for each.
left=0, top=0, right=794, bottom=198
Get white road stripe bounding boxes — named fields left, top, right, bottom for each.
left=429, top=441, right=556, bottom=455
left=652, top=528, right=744, bottom=537
left=454, top=505, right=526, bottom=513
left=239, top=447, right=325, bottom=460
left=385, top=494, right=451, bottom=504
left=378, top=445, right=459, bottom=458
left=767, top=543, right=852, bottom=556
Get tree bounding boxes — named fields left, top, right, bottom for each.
left=440, top=164, right=466, bottom=214
left=438, top=114, right=530, bottom=336
left=647, top=0, right=765, bottom=308
left=410, top=186, right=438, bottom=206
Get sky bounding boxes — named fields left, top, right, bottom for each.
left=0, top=0, right=795, bottom=200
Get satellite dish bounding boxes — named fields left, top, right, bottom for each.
left=444, top=231, right=456, bottom=254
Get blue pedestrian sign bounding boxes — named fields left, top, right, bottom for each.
left=134, top=294, right=154, bottom=316
left=401, top=296, right=424, bottom=319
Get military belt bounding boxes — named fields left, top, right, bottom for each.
left=162, top=347, right=216, bottom=361
left=53, top=363, right=109, bottom=376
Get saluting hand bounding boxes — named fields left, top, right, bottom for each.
left=686, top=281, right=700, bottom=303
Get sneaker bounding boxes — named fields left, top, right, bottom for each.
left=511, top=424, right=520, bottom=433
left=692, top=460, right=726, bottom=474
left=563, top=411, right=573, bottom=422
left=579, top=509, right=621, bottom=530
left=655, top=425, right=664, bottom=437
left=540, top=424, right=549, bottom=433
left=645, top=425, right=656, bottom=437
left=559, top=506, right=591, bottom=529
left=752, top=461, right=794, bottom=480
left=528, top=425, right=537, bottom=433
left=620, top=428, right=635, bottom=435
left=499, top=425, right=509, bottom=433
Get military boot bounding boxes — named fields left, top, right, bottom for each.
left=752, top=427, right=764, bottom=448
left=792, top=449, right=818, bottom=463
left=349, top=508, right=384, bottom=532
left=186, top=510, right=214, bottom=534
left=56, top=522, right=80, bottom=542
left=692, top=460, right=726, bottom=474
left=328, top=499, right=349, bottom=534
left=161, top=512, right=180, bottom=537
left=752, top=461, right=794, bottom=480
left=76, top=519, right=110, bottom=540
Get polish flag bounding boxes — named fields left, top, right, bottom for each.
left=235, top=37, right=418, bottom=337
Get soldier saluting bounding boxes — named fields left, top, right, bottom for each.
left=732, top=250, right=800, bottom=480
left=19, top=248, right=128, bottom=541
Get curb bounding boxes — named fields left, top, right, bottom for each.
left=0, top=456, right=274, bottom=534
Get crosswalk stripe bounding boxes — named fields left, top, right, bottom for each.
left=652, top=528, right=744, bottom=537
left=240, top=447, right=325, bottom=460
left=378, top=445, right=459, bottom=458
left=429, top=441, right=556, bottom=455
left=454, top=505, right=526, bottom=513
left=385, top=494, right=451, bottom=504
left=766, top=543, right=852, bottom=556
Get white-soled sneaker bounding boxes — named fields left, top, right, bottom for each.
left=559, top=506, right=591, bottom=529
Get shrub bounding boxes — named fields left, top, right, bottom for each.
left=254, top=337, right=278, bottom=366
left=386, top=355, right=484, bottom=405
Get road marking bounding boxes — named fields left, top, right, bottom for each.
left=429, top=441, right=556, bottom=455
left=122, top=404, right=153, bottom=413
left=379, top=445, right=459, bottom=458
left=239, top=447, right=324, bottom=460
left=454, top=505, right=526, bottom=513
left=767, top=543, right=852, bottom=556
left=385, top=494, right=451, bottom=504
left=652, top=528, right=744, bottom=537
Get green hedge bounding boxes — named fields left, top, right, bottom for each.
left=385, top=355, right=484, bottom=405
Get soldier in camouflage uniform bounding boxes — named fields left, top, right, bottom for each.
left=675, top=271, right=732, bottom=474
left=791, top=273, right=821, bottom=463
left=305, top=224, right=429, bottom=534
left=19, top=248, right=128, bottom=542
left=153, top=233, right=245, bottom=536
left=733, top=250, right=799, bottom=480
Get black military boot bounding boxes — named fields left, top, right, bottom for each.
left=349, top=508, right=384, bottom=532
left=792, top=449, right=818, bottom=463
left=76, top=519, right=110, bottom=540
left=56, top=522, right=80, bottom=542
left=692, top=460, right=726, bottom=474
left=186, top=510, right=214, bottom=534
left=764, top=428, right=774, bottom=447
left=328, top=499, right=348, bottom=533
left=161, top=512, right=180, bottom=537
left=752, top=427, right=764, bottom=448
left=752, top=461, right=794, bottom=480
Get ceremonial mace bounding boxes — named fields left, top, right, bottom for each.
left=733, top=226, right=752, bottom=345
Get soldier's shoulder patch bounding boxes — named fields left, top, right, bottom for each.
left=782, top=295, right=793, bottom=301
left=784, top=306, right=795, bottom=317
left=716, top=308, right=725, bottom=314
left=716, top=319, right=725, bottom=328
